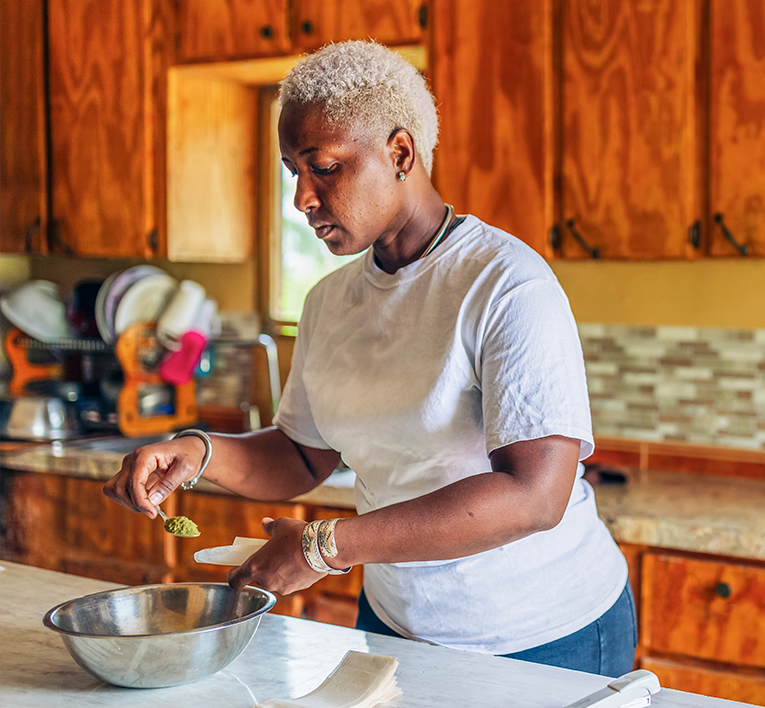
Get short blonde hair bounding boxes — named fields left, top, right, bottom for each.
left=279, top=41, right=439, bottom=175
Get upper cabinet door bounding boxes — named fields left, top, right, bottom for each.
left=558, top=0, right=699, bottom=259
left=48, top=0, right=166, bottom=258
left=294, top=0, right=426, bottom=51
left=176, top=0, right=291, bottom=63
left=432, top=0, right=548, bottom=254
left=709, top=0, right=765, bottom=257
left=0, top=0, right=46, bottom=254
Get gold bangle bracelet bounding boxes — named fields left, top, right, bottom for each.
left=301, top=520, right=351, bottom=575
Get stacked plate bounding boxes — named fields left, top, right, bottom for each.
left=96, top=266, right=178, bottom=344
left=0, top=280, right=75, bottom=342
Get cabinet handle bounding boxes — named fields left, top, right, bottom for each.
left=714, top=213, right=748, bottom=256
left=548, top=224, right=562, bottom=251
left=146, top=228, right=158, bottom=253
left=24, top=217, right=41, bottom=253
left=260, top=25, right=273, bottom=39
left=688, top=220, right=701, bottom=249
left=566, top=218, right=600, bottom=259
left=418, top=4, right=428, bottom=29
left=47, top=220, right=75, bottom=256
left=715, top=582, right=732, bottom=599
left=301, top=20, right=314, bottom=35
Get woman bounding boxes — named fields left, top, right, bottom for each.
left=105, top=40, right=635, bottom=676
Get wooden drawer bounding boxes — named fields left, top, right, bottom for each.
left=641, top=657, right=765, bottom=706
left=175, top=494, right=306, bottom=575
left=642, top=553, right=765, bottom=669
left=304, top=593, right=359, bottom=629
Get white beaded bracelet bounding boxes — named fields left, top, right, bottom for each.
left=173, top=429, right=213, bottom=490
left=301, top=520, right=351, bottom=575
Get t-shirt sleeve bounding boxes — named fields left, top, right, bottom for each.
left=272, top=319, right=333, bottom=450
left=480, top=278, right=594, bottom=461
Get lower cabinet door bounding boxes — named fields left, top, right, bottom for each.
left=641, top=656, right=765, bottom=706
left=641, top=553, right=765, bottom=669
left=304, top=593, right=359, bottom=629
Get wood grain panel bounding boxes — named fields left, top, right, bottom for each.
left=432, top=0, right=548, bottom=252
left=561, top=0, right=698, bottom=259
left=642, top=553, right=765, bottom=669
left=0, top=472, right=66, bottom=570
left=294, top=0, right=424, bottom=51
left=641, top=656, right=765, bottom=705
left=304, top=593, right=359, bottom=628
left=167, top=69, right=257, bottom=262
left=175, top=493, right=305, bottom=572
left=0, top=0, right=46, bottom=253
left=48, top=0, right=155, bottom=257
left=709, top=0, right=765, bottom=257
left=63, top=477, right=168, bottom=564
left=176, top=0, right=290, bottom=63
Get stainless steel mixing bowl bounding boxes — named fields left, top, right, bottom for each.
left=42, top=583, right=276, bottom=688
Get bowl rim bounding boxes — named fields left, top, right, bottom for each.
left=42, top=582, right=276, bottom=639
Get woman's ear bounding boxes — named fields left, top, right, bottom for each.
left=387, top=128, right=416, bottom=178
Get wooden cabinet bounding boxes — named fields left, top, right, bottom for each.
left=46, top=0, right=170, bottom=259
left=0, top=0, right=47, bottom=254
left=292, top=0, right=426, bottom=52
left=557, top=0, right=699, bottom=259
left=0, top=470, right=361, bottom=628
left=432, top=0, right=548, bottom=254
left=708, top=0, right=765, bottom=258
left=432, top=0, right=765, bottom=260
left=175, top=0, right=291, bottom=63
left=619, top=544, right=765, bottom=705
left=642, top=553, right=765, bottom=669
left=175, top=0, right=426, bottom=63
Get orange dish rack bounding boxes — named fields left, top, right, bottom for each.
left=4, top=322, right=197, bottom=437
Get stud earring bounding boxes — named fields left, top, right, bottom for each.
left=397, top=170, right=406, bottom=182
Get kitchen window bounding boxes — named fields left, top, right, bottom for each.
left=263, top=90, right=360, bottom=333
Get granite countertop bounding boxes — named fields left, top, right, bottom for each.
left=0, top=560, right=745, bottom=708
left=2, top=442, right=765, bottom=561
left=0, top=441, right=356, bottom=509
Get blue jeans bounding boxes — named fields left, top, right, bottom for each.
left=356, top=582, right=637, bottom=677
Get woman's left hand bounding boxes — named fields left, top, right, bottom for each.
left=227, top=517, right=326, bottom=594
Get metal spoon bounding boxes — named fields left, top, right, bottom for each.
left=154, top=505, right=201, bottom=538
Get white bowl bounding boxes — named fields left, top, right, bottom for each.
left=0, top=280, right=74, bottom=342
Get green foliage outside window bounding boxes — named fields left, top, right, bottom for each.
left=276, top=164, right=361, bottom=323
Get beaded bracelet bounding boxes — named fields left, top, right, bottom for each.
left=173, top=429, right=213, bottom=490
left=301, top=520, right=351, bottom=575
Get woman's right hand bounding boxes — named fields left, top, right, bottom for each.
left=102, top=436, right=207, bottom=517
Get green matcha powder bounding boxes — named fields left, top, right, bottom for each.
left=164, top=515, right=200, bottom=537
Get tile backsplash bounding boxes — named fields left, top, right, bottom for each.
left=579, top=324, right=765, bottom=449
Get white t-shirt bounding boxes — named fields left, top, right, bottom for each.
left=274, top=214, right=627, bottom=654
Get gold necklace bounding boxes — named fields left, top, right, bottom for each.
left=419, top=204, right=455, bottom=259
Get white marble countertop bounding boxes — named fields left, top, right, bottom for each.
left=0, top=561, right=751, bottom=708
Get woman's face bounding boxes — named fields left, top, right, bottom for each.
left=278, top=104, right=405, bottom=256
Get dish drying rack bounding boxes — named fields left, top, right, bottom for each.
left=4, top=323, right=197, bottom=437
left=4, top=326, right=282, bottom=438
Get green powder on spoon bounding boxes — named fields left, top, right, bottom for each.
left=164, top=515, right=200, bottom=537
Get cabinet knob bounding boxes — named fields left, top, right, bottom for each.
left=715, top=582, right=732, bottom=599
left=301, top=20, right=314, bottom=34
left=24, top=217, right=41, bottom=253
left=260, top=25, right=273, bottom=39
